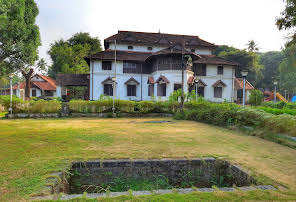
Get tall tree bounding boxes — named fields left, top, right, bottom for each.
left=48, top=32, right=102, bottom=78
left=276, top=0, right=296, bottom=45
left=258, top=51, right=284, bottom=90
left=0, top=0, right=41, bottom=98
left=215, top=45, right=263, bottom=87
left=278, top=44, right=296, bottom=94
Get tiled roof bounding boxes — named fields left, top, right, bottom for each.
left=12, top=75, right=56, bottom=91
left=32, top=81, right=56, bottom=91
left=86, top=50, right=152, bottom=62
left=104, top=31, right=216, bottom=49
left=147, top=77, right=154, bottom=84
left=212, top=80, right=227, bottom=87
left=234, top=78, right=254, bottom=90
left=155, top=75, right=170, bottom=84
left=187, top=77, right=207, bottom=86
left=124, top=77, right=140, bottom=85
left=194, top=55, right=239, bottom=66
left=37, top=74, right=56, bottom=88
left=56, top=74, right=89, bottom=86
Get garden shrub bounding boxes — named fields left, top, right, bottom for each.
left=0, top=104, right=4, bottom=112
left=285, top=102, right=296, bottom=110
left=262, top=101, right=286, bottom=109
left=248, top=90, right=263, bottom=106
left=69, top=99, right=135, bottom=113
left=0, top=95, right=23, bottom=110
left=137, top=101, right=155, bottom=113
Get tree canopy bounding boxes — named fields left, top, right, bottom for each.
left=48, top=32, right=102, bottom=78
left=214, top=45, right=263, bottom=87
left=0, top=0, right=41, bottom=76
left=276, top=0, right=296, bottom=45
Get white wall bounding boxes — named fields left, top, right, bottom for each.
left=195, top=65, right=234, bottom=102
left=108, top=43, right=212, bottom=55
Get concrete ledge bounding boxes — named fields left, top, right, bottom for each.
left=49, top=186, right=277, bottom=200
left=7, top=113, right=60, bottom=119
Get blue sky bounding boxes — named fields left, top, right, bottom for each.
left=35, top=0, right=289, bottom=64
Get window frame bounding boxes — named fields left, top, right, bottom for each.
left=102, top=61, right=112, bottom=70
left=147, top=47, right=153, bottom=51
left=127, top=84, right=136, bottom=97
left=148, top=84, right=154, bottom=96
left=214, top=87, right=223, bottom=98
left=104, top=84, right=113, bottom=96
left=128, top=45, right=134, bottom=50
left=217, top=66, right=224, bottom=75
left=32, top=89, right=36, bottom=97
left=157, top=83, right=166, bottom=97
left=174, top=84, right=182, bottom=91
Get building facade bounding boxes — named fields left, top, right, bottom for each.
left=59, top=31, right=244, bottom=102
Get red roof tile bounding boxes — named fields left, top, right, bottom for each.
left=32, top=81, right=56, bottom=91
left=234, top=78, right=254, bottom=90
left=86, top=50, right=152, bottom=62
left=104, top=31, right=216, bottom=49
left=147, top=77, right=154, bottom=84
left=156, top=75, right=170, bottom=84
left=194, top=55, right=239, bottom=66
left=212, top=80, right=227, bottom=87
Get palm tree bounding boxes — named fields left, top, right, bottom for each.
left=246, top=40, right=259, bottom=52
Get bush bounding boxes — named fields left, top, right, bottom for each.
left=69, top=99, right=135, bottom=113
left=249, top=90, right=263, bottom=106
left=0, top=104, right=4, bottom=112
left=285, top=103, right=296, bottom=109
left=0, top=95, right=23, bottom=111
left=262, top=101, right=286, bottom=109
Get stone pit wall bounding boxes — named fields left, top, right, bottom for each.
left=69, top=158, right=256, bottom=194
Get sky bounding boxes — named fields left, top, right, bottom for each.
left=35, top=0, right=289, bottom=65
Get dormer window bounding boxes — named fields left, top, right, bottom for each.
left=147, top=47, right=153, bottom=51
left=191, top=49, right=195, bottom=53
left=128, top=46, right=133, bottom=50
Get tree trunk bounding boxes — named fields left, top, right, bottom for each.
left=21, top=69, right=34, bottom=100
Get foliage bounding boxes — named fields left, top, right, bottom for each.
left=183, top=101, right=240, bottom=126
left=0, top=104, right=4, bottom=112
left=48, top=32, right=102, bottom=78
left=217, top=46, right=263, bottom=87
left=262, top=101, right=287, bottom=109
left=246, top=40, right=259, bottom=52
left=257, top=106, right=296, bottom=116
left=0, top=0, right=40, bottom=76
left=258, top=51, right=285, bottom=89
left=69, top=99, right=135, bottom=113
left=248, top=90, right=263, bottom=106
left=278, top=44, right=296, bottom=94
left=276, top=0, right=296, bottom=45
left=0, top=95, right=61, bottom=113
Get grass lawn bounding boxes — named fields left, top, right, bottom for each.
left=0, top=117, right=296, bottom=201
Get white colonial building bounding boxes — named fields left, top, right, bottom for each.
left=57, top=31, right=251, bottom=102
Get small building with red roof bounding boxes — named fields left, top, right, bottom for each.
left=12, top=74, right=57, bottom=99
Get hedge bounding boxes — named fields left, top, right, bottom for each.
left=177, top=101, right=296, bottom=137
left=69, top=100, right=180, bottom=113
left=0, top=96, right=62, bottom=114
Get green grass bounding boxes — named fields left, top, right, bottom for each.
left=0, top=117, right=296, bottom=201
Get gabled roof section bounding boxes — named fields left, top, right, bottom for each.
left=147, top=77, right=155, bottom=84
left=147, top=43, right=201, bottom=61
left=234, top=78, right=254, bottom=90
left=155, top=75, right=170, bottom=84
left=104, top=31, right=216, bottom=49
left=124, top=77, right=140, bottom=85
left=194, top=55, right=239, bottom=66
left=212, top=80, right=227, bottom=87
left=101, top=77, right=113, bottom=84
left=187, top=77, right=207, bottom=86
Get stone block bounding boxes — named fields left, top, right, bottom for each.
left=237, top=186, right=257, bottom=191
left=255, top=185, right=276, bottom=190
left=197, top=188, right=215, bottom=192
left=219, top=187, right=236, bottom=192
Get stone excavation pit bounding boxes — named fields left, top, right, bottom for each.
left=60, top=158, right=257, bottom=195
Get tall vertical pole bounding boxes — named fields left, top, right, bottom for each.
left=9, top=76, right=13, bottom=114
left=242, top=76, right=246, bottom=107
left=112, top=40, right=117, bottom=116
left=181, top=37, right=185, bottom=112
left=274, top=85, right=277, bottom=102
left=195, top=82, right=198, bottom=101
